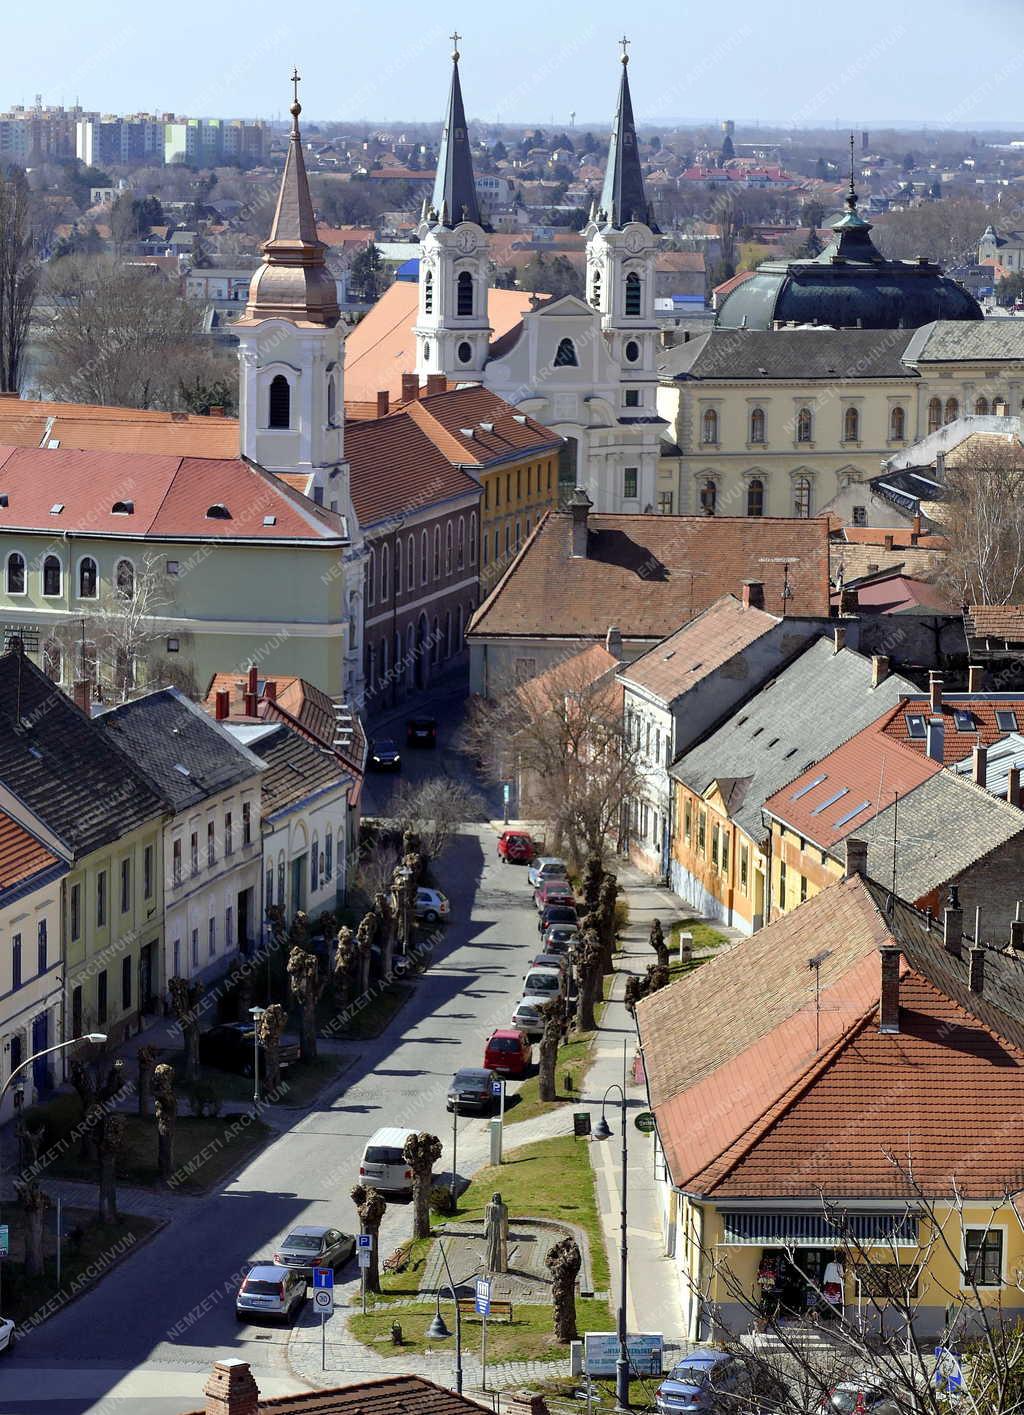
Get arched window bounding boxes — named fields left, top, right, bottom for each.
left=505, top=524, right=511, bottom=556
left=889, top=405, right=906, bottom=440
left=794, top=475, right=812, bottom=518
left=268, top=374, right=290, bottom=429
left=843, top=406, right=859, bottom=442
left=265, top=865, right=274, bottom=908
left=43, top=640, right=61, bottom=683
left=554, top=337, right=578, bottom=367
left=115, top=559, right=134, bottom=599
left=590, top=268, right=601, bottom=309
left=379, top=543, right=390, bottom=602
left=310, top=833, right=319, bottom=893
left=366, top=547, right=376, bottom=607
left=975, top=395, right=989, bottom=415
left=457, top=271, right=473, bottom=316
left=494, top=528, right=500, bottom=562
left=700, top=478, right=717, bottom=516
left=444, top=523, right=453, bottom=574
left=928, top=397, right=942, bottom=433
left=277, top=852, right=285, bottom=909
left=5, top=552, right=24, bottom=595
left=750, top=407, right=766, bottom=444
left=515, top=520, right=522, bottom=550
left=407, top=533, right=415, bottom=590
left=701, top=409, right=718, bottom=445
left=457, top=516, right=465, bottom=569
left=42, top=554, right=61, bottom=596
left=421, top=530, right=429, bottom=585
left=625, top=271, right=642, bottom=316
left=327, top=373, right=336, bottom=425
left=797, top=407, right=813, bottom=443
left=324, top=827, right=333, bottom=881
left=994, top=395, right=1009, bottom=416
left=469, top=513, right=478, bottom=566
left=746, top=478, right=764, bottom=517
left=394, top=538, right=402, bottom=597
left=423, top=270, right=433, bottom=314
left=79, top=557, right=98, bottom=599
left=433, top=526, right=441, bottom=579
left=944, top=397, right=959, bottom=424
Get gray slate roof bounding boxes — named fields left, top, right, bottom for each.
left=98, top=689, right=265, bottom=813
left=671, top=638, right=917, bottom=843
left=658, top=327, right=918, bottom=382
left=952, top=732, right=1024, bottom=799
left=902, top=319, right=1024, bottom=364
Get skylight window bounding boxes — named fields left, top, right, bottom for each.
left=905, top=713, right=926, bottom=740
left=996, top=710, right=1018, bottom=732
left=811, top=787, right=849, bottom=816
left=953, top=710, right=975, bottom=732
left=49, top=503, right=64, bottom=515
left=834, top=800, right=872, bottom=828
left=791, top=773, right=827, bottom=801
left=173, top=763, right=191, bottom=776
left=263, top=515, right=277, bottom=526
left=751, top=727, right=764, bottom=738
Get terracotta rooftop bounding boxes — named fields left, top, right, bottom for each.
left=183, top=1365, right=489, bottom=1415
left=203, top=672, right=365, bottom=780
left=515, top=642, right=622, bottom=718
left=469, top=513, right=831, bottom=642
left=832, top=570, right=957, bottom=615
left=965, top=604, right=1024, bottom=643
left=403, top=385, right=561, bottom=467
left=617, top=594, right=783, bottom=703
left=0, top=809, right=65, bottom=904
left=0, top=396, right=239, bottom=458
left=344, top=408, right=481, bottom=529
left=837, top=526, right=948, bottom=550
left=879, top=692, right=1024, bottom=764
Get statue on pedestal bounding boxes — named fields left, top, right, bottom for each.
left=484, top=1190, right=509, bottom=1273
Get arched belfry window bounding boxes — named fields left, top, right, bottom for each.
left=554, top=338, right=578, bottom=368
left=625, top=272, right=642, bottom=316
left=424, top=270, right=433, bottom=314
left=591, top=268, right=602, bottom=309
left=457, top=271, right=473, bottom=316
left=268, top=374, right=291, bottom=429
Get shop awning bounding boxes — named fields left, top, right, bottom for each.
left=720, top=1210, right=918, bottom=1248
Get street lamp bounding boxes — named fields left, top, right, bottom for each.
left=593, top=1081, right=631, bottom=1412
left=425, top=1240, right=463, bottom=1394
left=249, top=1006, right=265, bottom=1106
left=0, top=1033, right=106, bottom=1108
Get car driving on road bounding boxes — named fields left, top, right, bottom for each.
left=273, top=1225, right=356, bottom=1277
left=368, top=738, right=401, bottom=771
left=235, top=1263, right=307, bottom=1325
left=405, top=716, right=438, bottom=747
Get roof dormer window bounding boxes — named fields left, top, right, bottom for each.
left=112, top=500, right=134, bottom=515
left=206, top=504, right=232, bottom=520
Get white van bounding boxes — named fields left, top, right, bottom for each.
left=358, top=1127, right=415, bottom=1196
left=522, top=966, right=564, bottom=1003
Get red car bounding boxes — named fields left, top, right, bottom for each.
left=483, top=1028, right=533, bottom=1077
left=497, top=830, right=535, bottom=864
left=534, top=878, right=575, bottom=912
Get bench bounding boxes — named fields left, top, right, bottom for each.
left=382, top=1245, right=411, bottom=1275
left=456, top=1297, right=514, bottom=1323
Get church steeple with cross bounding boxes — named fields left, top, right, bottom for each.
left=427, top=33, right=484, bottom=229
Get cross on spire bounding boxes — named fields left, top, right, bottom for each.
left=291, top=67, right=301, bottom=106
left=450, top=30, right=461, bottom=60
left=847, top=132, right=858, bottom=209
left=619, top=34, right=630, bottom=64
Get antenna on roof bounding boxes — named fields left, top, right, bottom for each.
left=808, top=949, right=833, bottom=1053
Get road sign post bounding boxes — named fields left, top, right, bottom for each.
left=313, top=1269, right=334, bottom=1371
left=475, top=1277, right=491, bottom=1388
left=493, top=1078, right=504, bottom=1164
left=357, top=1234, right=373, bottom=1315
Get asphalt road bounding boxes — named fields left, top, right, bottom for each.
left=3, top=692, right=536, bottom=1415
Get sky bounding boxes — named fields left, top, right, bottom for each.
left=2, top=0, right=1023, bottom=130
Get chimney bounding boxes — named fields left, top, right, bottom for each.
left=969, top=946, right=985, bottom=995
left=203, top=1359, right=260, bottom=1415
left=871, top=654, right=890, bottom=688
left=913, top=512, right=922, bottom=536
left=1009, top=904, right=1024, bottom=953
left=263, top=680, right=277, bottom=704
left=72, top=679, right=91, bottom=715
left=926, top=716, right=944, bottom=762
left=935, top=450, right=946, bottom=480
left=929, top=672, right=943, bottom=712
left=973, top=744, right=988, bottom=789
left=214, top=688, right=230, bottom=721
left=605, top=625, right=623, bottom=659
left=968, top=664, right=984, bottom=692
left=400, top=372, right=419, bottom=404
left=879, top=946, right=901, bottom=1034
left=943, top=883, right=963, bottom=958
left=247, top=663, right=258, bottom=696
left=845, top=837, right=868, bottom=879
left=376, top=389, right=390, bottom=418
left=426, top=373, right=446, bottom=396
left=569, top=487, right=592, bottom=558
left=742, top=579, right=765, bottom=611
left=884, top=533, right=894, bottom=552
left=1008, top=766, right=1022, bottom=809
left=208, top=405, right=225, bottom=418
left=833, top=626, right=847, bottom=654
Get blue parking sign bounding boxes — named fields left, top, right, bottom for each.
left=313, top=1268, right=334, bottom=1289
left=492, top=1080, right=502, bottom=1097
left=475, top=1277, right=491, bottom=1315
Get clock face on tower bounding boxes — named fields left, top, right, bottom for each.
left=625, top=230, right=644, bottom=254
left=456, top=230, right=476, bottom=254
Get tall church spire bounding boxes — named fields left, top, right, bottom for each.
left=429, top=35, right=484, bottom=229
left=243, top=69, right=339, bottom=325
left=597, top=38, right=656, bottom=231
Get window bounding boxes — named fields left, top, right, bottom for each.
left=6, top=552, right=24, bottom=595
left=70, top=883, right=81, bottom=941
left=167, top=638, right=180, bottom=653
left=996, top=709, right=1018, bottom=732
left=325, top=827, right=333, bottom=881
left=445, top=523, right=453, bottom=574
left=208, top=917, right=216, bottom=958
left=625, top=271, right=642, bottom=315
left=277, top=856, right=285, bottom=905
left=242, top=801, right=252, bottom=845
left=72, top=985, right=82, bottom=1039
left=658, top=491, right=674, bottom=514
left=796, top=407, right=812, bottom=443
left=590, top=268, right=601, bottom=308
left=42, top=554, right=61, bottom=596
left=928, top=396, right=942, bottom=433
left=697, top=809, right=707, bottom=855
left=624, top=389, right=640, bottom=408
left=226, top=906, right=234, bottom=952
left=905, top=713, right=926, bottom=740
left=268, top=374, right=290, bottom=429
left=172, top=839, right=182, bottom=884
left=625, top=339, right=640, bottom=363
left=190, top=831, right=199, bottom=876
left=554, top=337, right=578, bottom=367
left=747, top=478, right=764, bottom=517
left=456, top=270, right=473, bottom=316
left=115, top=559, right=134, bottom=599
left=469, top=513, right=477, bottom=566
left=889, top=405, right=905, bottom=440
left=433, top=526, right=441, bottom=578
left=327, top=373, right=336, bottom=425
left=944, top=397, right=959, bottom=424
left=166, top=559, right=179, bottom=576
left=750, top=407, right=766, bottom=444
left=800, top=873, right=808, bottom=903
left=423, top=270, right=433, bottom=313
left=623, top=467, right=638, bottom=500
left=265, top=866, right=273, bottom=907
left=740, top=844, right=749, bottom=893
left=43, top=640, right=61, bottom=683
left=224, top=812, right=233, bottom=856
left=120, top=858, right=131, bottom=913
left=122, top=954, right=132, bottom=1011
left=505, top=525, right=511, bottom=556
left=684, top=799, right=692, bottom=844
left=965, top=1228, right=1003, bottom=1287
left=700, top=478, right=717, bottom=516
left=11, top=934, right=21, bottom=990
left=97, top=970, right=107, bottom=1025
left=458, top=340, right=473, bottom=364
left=207, top=821, right=215, bottom=867
left=144, top=845, right=153, bottom=899
left=778, top=859, right=787, bottom=911
left=96, top=870, right=107, bottom=927
left=494, top=528, right=500, bottom=562
left=407, top=534, right=415, bottom=590
left=366, top=547, right=375, bottom=607
left=394, top=538, right=402, bottom=596
left=79, top=556, right=98, bottom=598
left=711, top=822, right=720, bottom=869
left=794, top=475, right=812, bottom=518
left=843, top=406, right=859, bottom=442
left=191, top=928, right=199, bottom=969
left=421, top=530, right=429, bottom=586
left=975, top=395, right=989, bottom=415
left=701, top=408, right=718, bottom=444
left=852, top=504, right=867, bottom=526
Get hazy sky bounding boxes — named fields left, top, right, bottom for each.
left=3, top=0, right=1023, bottom=129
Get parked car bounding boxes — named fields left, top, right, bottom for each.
left=235, top=1263, right=307, bottom=1325
left=369, top=738, right=401, bottom=771
left=358, top=1127, right=415, bottom=1195
left=542, top=924, right=579, bottom=952
left=497, top=830, right=536, bottom=864
left=529, top=951, right=569, bottom=979
left=406, top=716, right=437, bottom=747
left=414, top=887, right=449, bottom=923
left=527, top=856, right=568, bottom=888
left=539, top=903, right=579, bottom=935
left=534, top=878, right=575, bottom=912
left=511, top=998, right=545, bottom=1040
left=819, top=1383, right=899, bottom=1414
left=483, top=1028, right=533, bottom=1076
left=446, top=1067, right=499, bottom=1113
left=522, top=966, right=564, bottom=1004
left=0, top=1316, right=14, bottom=1353
left=273, top=1225, right=356, bottom=1277
left=656, top=1349, right=750, bottom=1412
left=199, top=1022, right=300, bottom=1079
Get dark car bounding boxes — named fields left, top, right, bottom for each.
left=368, top=737, right=401, bottom=771
left=446, top=1067, right=499, bottom=1113
left=656, top=1348, right=750, bottom=1412
left=542, top=924, right=579, bottom=952
left=274, top=1224, right=356, bottom=1276
left=539, top=903, right=579, bottom=934
left=199, top=1022, right=300, bottom=1079
left=406, top=717, right=438, bottom=747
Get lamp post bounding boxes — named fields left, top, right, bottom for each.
left=425, top=1239, right=463, bottom=1394
left=593, top=1080, right=630, bottom=1412
left=249, top=1006, right=265, bottom=1106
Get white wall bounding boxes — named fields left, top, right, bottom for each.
left=261, top=783, right=351, bottom=929
left=0, top=875, right=65, bottom=1122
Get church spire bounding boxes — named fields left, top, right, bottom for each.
left=429, top=35, right=484, bottom=229
left=597, top=38, right=656, bottom=231
left=243, top=69, right=339, bottom=325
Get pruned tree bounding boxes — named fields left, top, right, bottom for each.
left=596, top=873, right=620, bottom=968
left=256, top=1002, right=287, bottom=1093
left=403, top=1131, right=442, bottom=1240
left=938, top=438, right=1024, bottom=606
left=538, top=994, right=567, bottom=1102
left=332, top=925, right=357, bottom=1007
left=137, top=1045, right=159, bottom=1117
left=287, top=946, right=325, bottom=1064
left=0, top=167, right=39, bottom=393
left=644, top=961, right=670, bottom=996
left=168, top=977, right=204, bottom=1082
left=545, top=1236, right=582, bottom=1342
left=96, top=1111, right=126, bottom=1223
left=15, top=1156, right=49, bottom=1276
left=350, top=1183, right=387, bottom=1293
left=624, top=974, right=643, bottom=1017
left=391, top=860, right=418, bottom=966
left=373, top=890, right=395, bottom=980
left=582, top=855, right=605, bottom=913
left=389, top=778, right=484, bottom=870
left=574, top=929, right=604, bottom=1034
left=153, top=1063, right=177, bottom=1185
left=649, top=918, right=669, bottom=969
left=355, top=911, right=377, bottom=996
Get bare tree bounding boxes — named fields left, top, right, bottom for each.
left=153, top=1063, right=177, bottom=1185
left=546, top=1236, right=582, bottom=1342
left=287, top=947, right=325, bottom=1064
left=332, top=926, right=356, bottom=1008
left=574, top=929, right=604, bottom=1034
left=15, top=1143, right=49, bottom=1277
left=388, top=777, right=484, bottom=868
left=350, top=1184, right=387, bottom=1293
left=168, top=977, right=203, bottom=1082
left=96, top=1112, right=126, bottom=1223
left=403, top=1131, right=442, bottom=1240
left=649, top=918, right=669, bottom=969
left=0, top=168, right=38, bottom=392
left=136, top=1045, right=159, bottom=1118
left=256, top=1003, right=287, bottom=1093
left=538, top=995, right=567, bottom=1103
left=939, top=439, right=1024, bottom=606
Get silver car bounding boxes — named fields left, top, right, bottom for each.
left=273, top=1224, right=356, bottom=1277
left=235, top=1262, right=307, bottom=1324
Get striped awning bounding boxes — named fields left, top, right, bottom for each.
left=720, top=1210, right=918, bottom=1248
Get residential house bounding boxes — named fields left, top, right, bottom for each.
left=637, top=870, right=1024, bottom=1342
left=963, top=605, right=1024, bottom=675
left=618, top=588, right=825, bottom=878
left=467, top=494, right=831, bottom=696
left=668, top=639, right=916, bottom=930
left=0, top=396, right=239, bottom=458
left=878, top=675, right=1024, bottom=764
left=0, top=651, right=165, bottom=1047
left=97, top=689, right=266, bottom=989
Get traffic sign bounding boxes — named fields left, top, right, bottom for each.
left=491, top=1079, right=503, bottom=1097
left=313, top=1267, right=334, bottom=1289
left=0, top=1225, right=9, bottom=1257
left=313, top=1288, right=333, bottom=1312
left=358, top=1248, right=372, bottom=1268
left=475, top=1277, right=492, bottom=1316
left=357, top=1234, right=372, bottom=1251
left=502, top=783, right=511, bottom=804
left=573, top=1112, right=591, bottom=1138
left=934, top=1347, right=963, bottom=1393
left=634, top=1111, right=657, bottom=1134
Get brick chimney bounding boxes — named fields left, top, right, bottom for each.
left=969, top=946, right=985, bottom=995
left=243, top=663, right=258, bottom=717
left=926, top=717, right=944, bottom=762
left=426, top=373, right=446, bottom=396
left=72, top=679, right=91, bottom=715
left=569, top=487, right=592, bottom=559
left=376, top=390, right=389, bottom=417
left=203, top=1359, right=260, bottom=1415
left=929, top=672, right=943, bottom=712
left=973, top=744, right=988, bottom=789
left=1009, top=766, right=1022, bottom=809
left=263, top=680, right=277, bottom=704
left=605, top=625, right=622, bottom=660
left=879, top=947, right=901, bottom=1034
left=943, top=884, right=963, bottom=958
left=208, top=405, right=225, bottom=418
left=214, top=688, right=230, bottom=721
left=741, top=579, right=765, bottom=610
left=968, top=663, right=984, bottom=692
left=871, top=655, right=890, bottom=688
left=401, top=372, right=419, bottom=404
left=845, top=837, right=868, bottom=878
left=833, top=626, right=847, bottom=654
left=913, top=512, right=922, bottom=536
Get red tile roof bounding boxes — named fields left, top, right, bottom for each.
left=203, top=672, right=365, bottom=780
left=344, top=409, right=480, bottom=528
left=404, top=385, right=561, bottom=467
left=0, top=397, right=239, bottom=458
left=839, top=527, right=948, bottom=550
left=183, top=1369, right=489, bottom=1415
left=618, top=594, right=782, bottom=702
left=470, top=513, right=831, bottom=641
left=0, top=810, right=63, bottom=896
left=965, top=605, right=1024, bottom=642
left=832, top=572, right=957, bottom=615
left=515, top=642, right=622, bottom=718
left=879, top=693, right=1024, bottom=764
